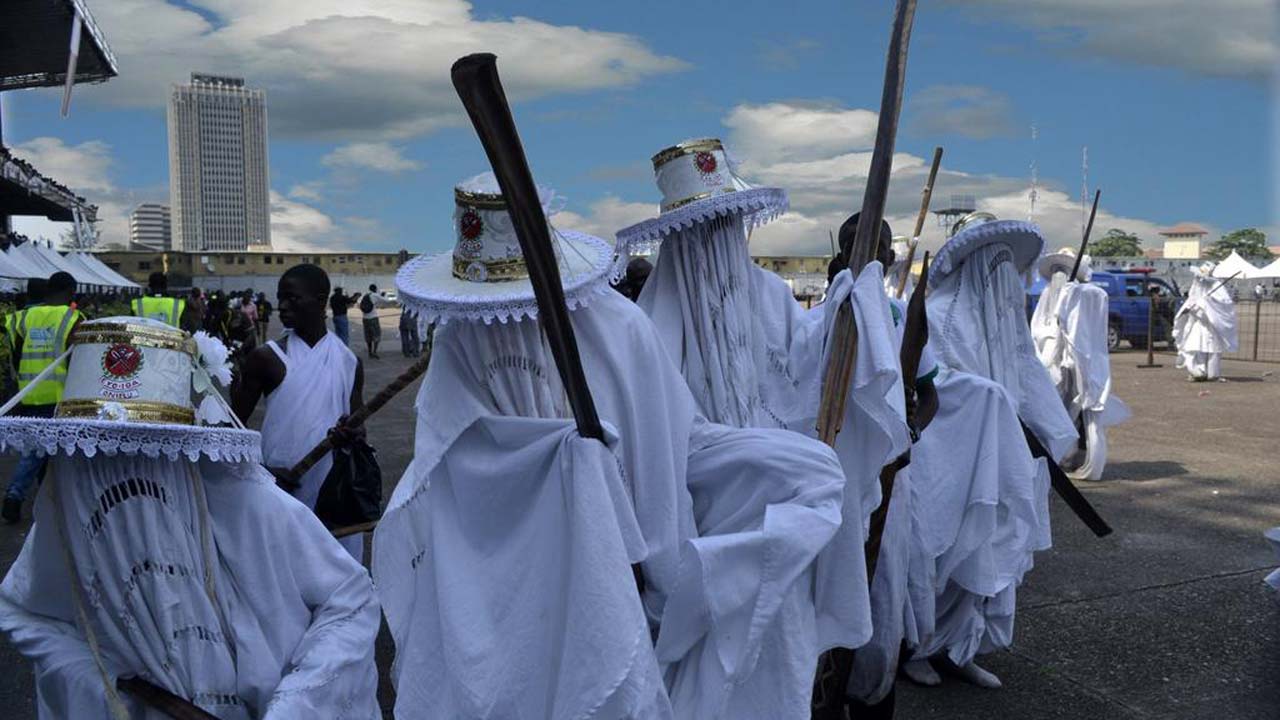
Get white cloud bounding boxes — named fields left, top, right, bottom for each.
left=269, top=191, right=332, bottom=252
left=942, top=0, right=1277, bottom=79
left=7, top=137, right=141, bottom=248
left=70, top=0, right=687, bottom=140
left=321, top=142, right=422, bottom=173
left=725, top=103, right=879, bottom=165
left=907, top=85, right=1017, bottom=140
left=556, top=197, right=658, bottom=244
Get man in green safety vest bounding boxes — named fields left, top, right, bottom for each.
left=131, top=271, right=186, bottom=328
left=3, top=272, right=82, bottom=523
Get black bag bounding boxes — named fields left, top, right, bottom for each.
left=359, top=294, right=374, bottom=314
left=314, top=440, right=383, bottom=529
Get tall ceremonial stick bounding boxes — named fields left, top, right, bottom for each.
left=117, top=677, right=220, bottom=720
left=1069, top=188, right=1101, bottom=281
left=815, top=0, right=916, bottom=448
left=812, top=2, right=918, bottom=715
left=1206, top=270, right=1243, bottom=298
left=895, top=147, right=942, bottom=298
left=1021, top=422, right=1112, bottom=537
left=288, top=330, right=434, bottom=481
left=864, top=252, right=931, bottom=578
left=451, top=53, right=604, bottom=442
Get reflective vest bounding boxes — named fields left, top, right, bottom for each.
left=132, top=295, right=186, bottom=327
left=15, top=305, right=81, bottom=406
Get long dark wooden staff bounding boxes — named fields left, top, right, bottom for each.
left=895, top=147, right=942, bottom=298
left=1069, top=188, right=1101, bottom=282
left=813, top=2, right=918, bottom=715
left=117, top=677, right=220, bottom=720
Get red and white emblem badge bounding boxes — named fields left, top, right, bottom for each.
left=103, top=344, right=143, bottom=378
left=694, top=151, right=718, bottom=176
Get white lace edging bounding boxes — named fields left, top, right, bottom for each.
left=930, top=219, right=1044, bottom=284
left=0, top=419, right=262, bottom=463
left=396, top=230, right=617, bottom=326
left=615, top=187, right=789, bottom=258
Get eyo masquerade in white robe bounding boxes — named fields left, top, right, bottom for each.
left=374, top=290, right=848, bottom=720
left=260, top=331, right=361, bottom=558
left=1031, top=270, right=1130, bottom=480
left=921, top=229, right=1077, bottom=663
left=1174, top=267, right=1239, bottom=379
left=636, top=213, right=911, bottom=705
left=0, top=454, right=381, bottom=719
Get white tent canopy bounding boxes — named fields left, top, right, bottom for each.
left=58, top=251, right=124, bottom=288
left=30, top=244, right=105, bottom=287
left=1254, top=257, right=1280, bottom=279
left=75, top=252, right=139, bottom=289
left=1212, top=251, right=1260, bottom=280
left=0, top=250, right=36, bottom=280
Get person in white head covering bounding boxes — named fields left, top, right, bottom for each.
left=0, top=317, right=380, bottom=719
left=379, top=173, right=849, bottom=720
left=618, top=140, right=912, bottom=713
left=910, top=213, right=1078, bottom=689
left=1030, top=249, right=1130, bottom=480
left=1174, top=260, right=1239, bottom=381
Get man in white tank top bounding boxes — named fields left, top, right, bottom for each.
left=233, top=264, right=366, bottom=559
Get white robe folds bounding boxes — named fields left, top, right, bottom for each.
left=1265, top=527, right=1280, bottom=592
left=0, top=455, right=381, bottom=719
left=1174, top=272, right=1239, bottom=378
left=260, top=332, right=359, bottom=556
left=1032, top=277, right=1131, bottom=480
left=375, top=290, right=848, bottom=720
left=638, top=224, right=910, bottom=706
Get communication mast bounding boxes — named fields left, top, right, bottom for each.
left=933, top=194, right=976, bottom=238
left=1029, top=124, right=1039, bottom=222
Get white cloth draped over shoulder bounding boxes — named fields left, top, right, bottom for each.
left=0, top=455, right=380, bottom=719
left=636, top=214, right=911, bottom=705
left=1265, top=527, right=1280, bottom=592
left=260, top=332, right=357, bottom=511
left=375, top=290, right=848, bottom=720
left=1174, top=270, right=1239, bottom=373
left=1032, top=277, right=1130, bottom=480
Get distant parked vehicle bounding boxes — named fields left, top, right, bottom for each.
left=1027, top=268, right=1183, bottom=351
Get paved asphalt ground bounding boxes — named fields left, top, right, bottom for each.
left=0, top=311, right=1275, bottom=719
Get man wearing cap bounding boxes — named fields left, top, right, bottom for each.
left=131, top=271, right=185, bottom=328
left=1031, top=249, right=1130, bottom=480
left=2, top=271, right=81, bottom=524
left=1174, top=260, right=1239, bottom=382
left=378, top=173, right=851, bottom=720
left=0, top=316, right=381, bottom=718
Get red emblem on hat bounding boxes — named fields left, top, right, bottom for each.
left=694, top=151, right=718, bottom=175
left=103, top=344, right=143, bottom=378
left=460, top=209, right=483, bottom=241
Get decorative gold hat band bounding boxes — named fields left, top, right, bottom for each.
left=652, top=139, right=724, bottom=170
left=69, top=323, right=197, bottom=357
left=56, top=399, right=196, bottom=425
left=454, top=188, right=509, bottom=211
left=451, top=255, right=530, bottom=283
left=661, top=187, right=738, bottom=213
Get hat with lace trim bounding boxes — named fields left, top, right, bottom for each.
left=395, top=172, right=616, bottom=325
left=929, top=212, right=1046, bottom=285
left=1037, top=246, right=1093, bottom=282
left=615, top=138, right=789, bottom=257
left=0, top=317, right=260, bottom=462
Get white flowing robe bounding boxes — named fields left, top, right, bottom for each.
left=922, top=240, right=1077, bottom=662
left=637, top=216, right=910, bottom=705
left=0, top=454, right=381, bottom=719
left=1174, top=271, right=1239, bottom=377
left=1031, top=276, right=1130, bottom=480
left=260, top=332, right=360, bottom=557
left=375, top=290, right=848, bottom=720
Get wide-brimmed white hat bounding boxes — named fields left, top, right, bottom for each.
left=930, top=214, right=1046, bottom=285
left=1037, top=246, right=1093, bottom=281
left=615, top=138, right=788, bottom=257
left=0, top=317, right=260, bottom=462
left=396, top=173, right=616, bottom=325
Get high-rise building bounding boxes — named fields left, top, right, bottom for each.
left=167, top=73, right=270, bottom=252
left=128, top=203, right=172, bottom=250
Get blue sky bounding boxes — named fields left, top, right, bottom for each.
left=2, top=0, right=1274, bottom=256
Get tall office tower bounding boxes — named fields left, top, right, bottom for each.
left=128, top=203, right=172, bottom=250
left=167, top=73, right=271, bottom=251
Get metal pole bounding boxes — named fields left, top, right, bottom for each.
left=1138, top=292, right=1162, bottom=368
left=1253, top=298, right=1262, bottom=361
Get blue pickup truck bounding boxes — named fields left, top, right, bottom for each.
left=1027, top=269, right=1182, bottom=351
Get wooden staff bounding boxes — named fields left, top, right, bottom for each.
left=1069, top=188, right=1101, bottom=281
left=895, top=146, right=942, bottom=298
left=117, top=678, right=220, bottom=720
